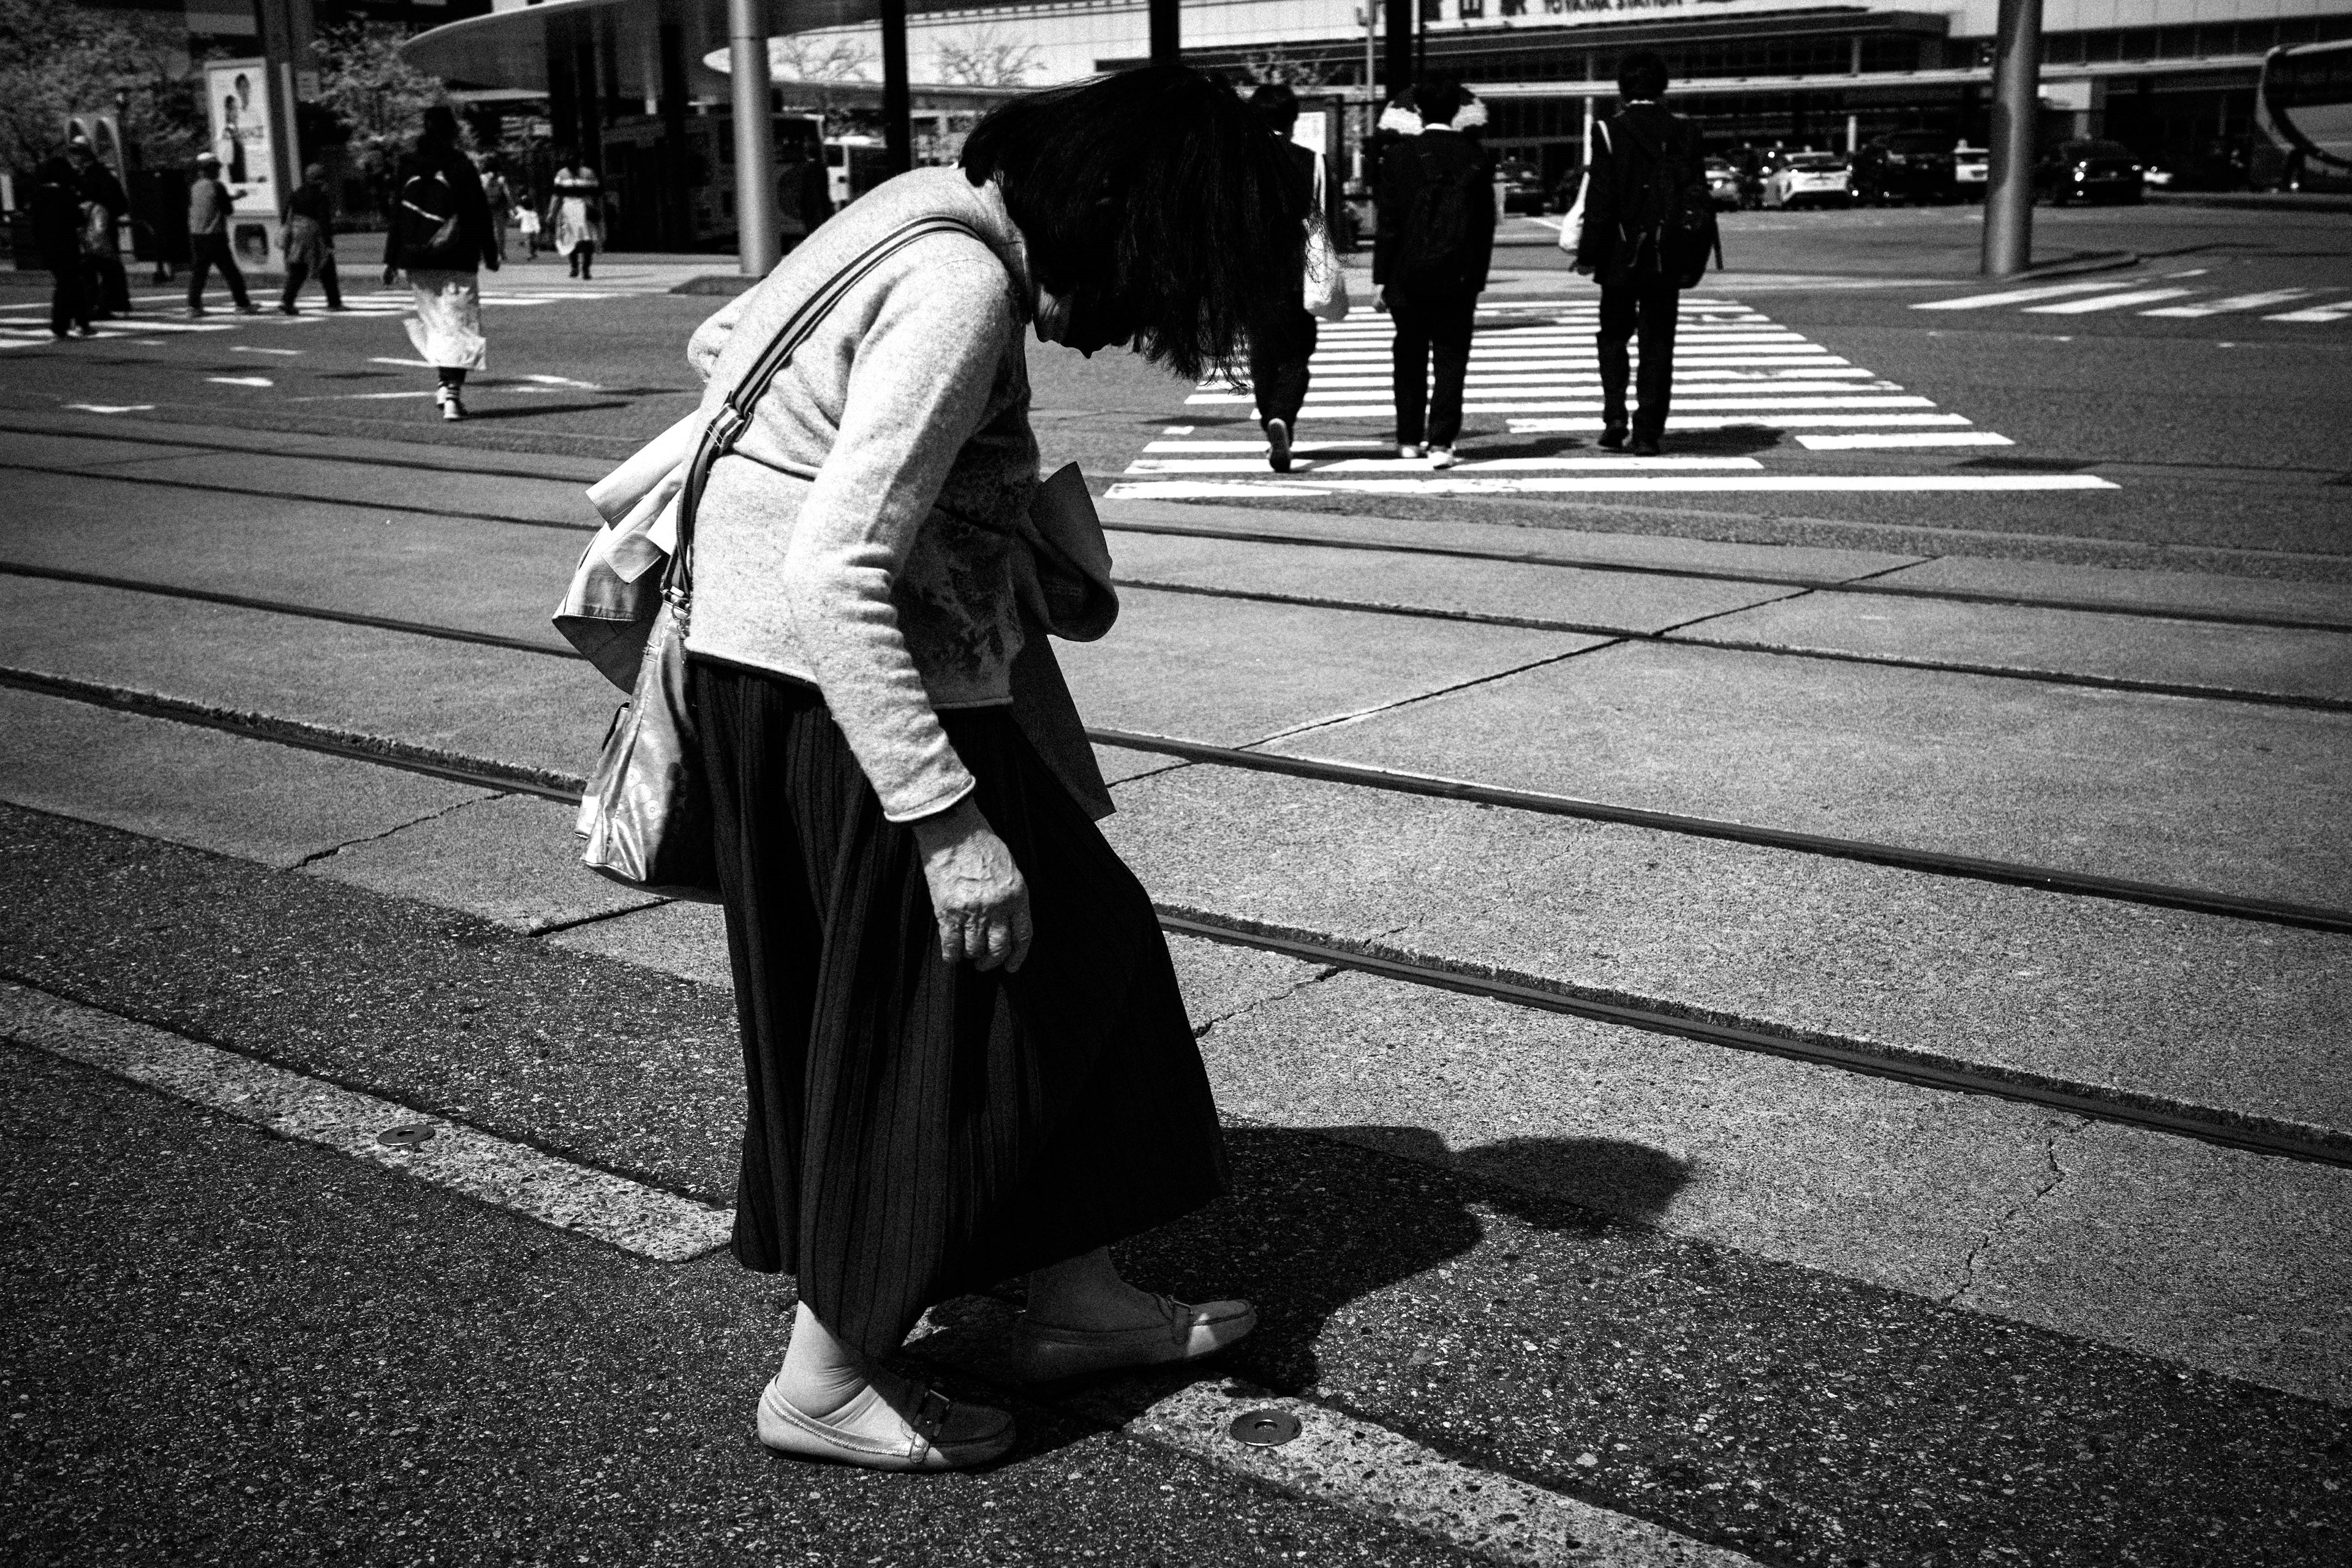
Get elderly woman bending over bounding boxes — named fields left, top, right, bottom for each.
left=680, top=66, right=1306, bottom=1471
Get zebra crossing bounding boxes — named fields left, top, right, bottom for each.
left=0, top=284, right=665, bottom=349
left=1912, top=276, right=2352, bottom=321
left=1109, top=295, right=2116, bottom=500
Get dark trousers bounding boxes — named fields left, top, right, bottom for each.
left=1390, top=288, right=1477, bottom=448
left=282, top=256, right=342, bottom=311
left=1597, top=281, right=1681, bottom=439
left=186, top=233, right=251, bottom=310
left=568, top=241, right=595, bottom=278
left=48, top=265, right=90, bottom=335
left=1249, top=307, right=1318, bottom=428
left=86, top=251, right=129, bottom=316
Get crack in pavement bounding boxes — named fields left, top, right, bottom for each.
left=1944, top=1117, right=2086, bottom=1308
left=289, top=788, right=502, bottom=870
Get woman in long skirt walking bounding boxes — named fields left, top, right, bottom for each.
left=680, top=64, right=1307, bottom=1471
left=383, top=106, right=496, bottom=421
left=549, top=154, right=602, bottom=279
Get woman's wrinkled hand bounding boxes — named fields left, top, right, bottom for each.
left=911, top=797, right=1032, bottom=973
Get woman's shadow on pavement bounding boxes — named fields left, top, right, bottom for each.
left=907, top=1124, right=1689, bottom=1437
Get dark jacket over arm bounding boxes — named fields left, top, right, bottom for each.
left=1374, top=131, right=1496, bottom=294
left=383, top=146, right=497, bottom=271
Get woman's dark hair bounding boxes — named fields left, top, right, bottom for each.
left=1618, top=51, right=1670, bottom=100
left=418, top=104, right=462, bottom=151
left=1415, top=78, right=1467, bottom=127
left=962, top=64, right=1309, bottom=382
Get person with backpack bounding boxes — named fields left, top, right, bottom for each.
left=66, top=137, right=131, bottom=320
left=185, top=153, right=259, bottom=318
left=383, top=105, right=499, bottom=421
left=1245, top=83, right=1325, bottom=473
left=1573, top=51, right=1712, bottom=456
left=1373, top=79, right=1495, bottom=469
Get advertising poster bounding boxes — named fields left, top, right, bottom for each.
left=205, top=59, right=282, bottom=271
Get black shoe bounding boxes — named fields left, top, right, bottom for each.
left=279, top=303, right=300, bottom=315
left=1597, top=424, right=1628, bottom=450
left=1630, top=434, right=1662, bottom=457
left=234, top=302, right=262, bottom=315
left=1265, top=417, right=1292, bottom=473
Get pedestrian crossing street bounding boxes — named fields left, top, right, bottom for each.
left=1110, top=295, right=2117, bottom=499
left=1912, top=274, right=2352, bottom=320
left=0, top=284, right=666, bottom=349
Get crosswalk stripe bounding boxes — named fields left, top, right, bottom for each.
left=1796, top=431, right=2016, bottom=450
left=1510, top=412, right=1973, bottom=431
left=2265, top=301, right=2352, bottom=322
left=1107, top=474, right=2119, bottom=496
left=2140, top=288, right=2315, bottom=318
left=2022, top=287, right=2199, bottom=314
left=1128, top=456, right=1767, bottom=474
left=1912, top=280, right=2136, bottom=310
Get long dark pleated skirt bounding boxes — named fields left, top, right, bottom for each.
left=690, top=657, right=1229, bottom=1359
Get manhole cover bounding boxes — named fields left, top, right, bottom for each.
left=1227, top=1409, right=1302, bottom=1447
left=377, top=1123, right=435, bottom=1149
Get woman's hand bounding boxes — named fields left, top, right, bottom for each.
left=910, top=797, right=1032, bottom=973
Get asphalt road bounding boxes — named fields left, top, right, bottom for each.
left=1, top=200, right=2347, bottom=1566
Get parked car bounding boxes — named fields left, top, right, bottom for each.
left=1705, top=157, right=1744, bottom=211
left=1952, top=143, right=1989, bottom=200
left=2034, top=139, right=2146, bottom=204
left=1852, top=131, right=1958, bottom=204
left=1762, top=152, right=1853, bottom=209
left=1495, top=157, right=1547, bottom=215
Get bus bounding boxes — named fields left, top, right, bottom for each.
left=2253, top=38, right=2352, bottom=191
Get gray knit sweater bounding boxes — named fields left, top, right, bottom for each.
left=684, top=168, right=1040, bottom=822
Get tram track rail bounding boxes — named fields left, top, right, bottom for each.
left=4, top=659, right=2343, bottom=1170
left=4, top=561, right=2346, bottom=936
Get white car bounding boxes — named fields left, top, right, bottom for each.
left=1953, top=143, right=1989, bottom=200
left=1763, top=153, right=1853, bottom=209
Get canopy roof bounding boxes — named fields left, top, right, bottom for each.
left=403, top=0, right=1030, bottom=97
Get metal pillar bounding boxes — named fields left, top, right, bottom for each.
left=881, top=0, right=911, bottom=176
left=252, top=0, right=313, bottom=209
left=659, top=23, right=691, bottom=251
left=1982, top=0, right=2041, bottom=276
left=1149, top=0, right=1179, bottom=67
left=729, top=0, right=779, bottom=276
left=1384, top=0, right=1413, bottom=99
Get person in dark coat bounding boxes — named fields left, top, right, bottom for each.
left=1245, top=84, right=1322, bottom=473
left=28, top=154, right=94, bottom=339
left=383, top=107, right=499, bottom=419
left=279, top=163, right=343, bottom=314
left=1574, top=51, right=1709, bottom=455
left=66, top=137, right=130, bottom=318
left=1373, top=79, right=1494, bottom=469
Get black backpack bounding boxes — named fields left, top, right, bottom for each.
left=1396, top=141, right=1489, bottom=290
left=394, top=167, right=469, bottom=269
left=1613, top=116, right=1719, bottom=288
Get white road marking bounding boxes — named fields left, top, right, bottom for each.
left=63, top=404, right=157, bottom=414
left=231, top=345, right=303, bottom=355
left=1, top=981, right=734, bottom=1264
left=2266, top=301, right=2352, bottom=322
left=370, top=356, right=434, bottom=368
left=2022, top=287, right=2198, bottom=314
left=1108, top=475, right=2117, bottom=497
left=206, top=375, right=273, bottom=387
left=1144, top=439, right=1389, bottom=453
left=1911, top=280, right=2138, bottom=310
left=1796, top=431, right=2016, bottom=449
left=1126, top=456, right=1764, bottom=475
left=2139, top=290, right=2313, bottom=317
left=1510, top=413, right=1972, bottom=431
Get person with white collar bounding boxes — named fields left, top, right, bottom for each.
left=1372, top=80, right=1496, bottom=469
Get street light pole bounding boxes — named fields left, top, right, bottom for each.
left=729, top=0, right=779, bottom=276
left=1981, top=0, right=2042, bottom=276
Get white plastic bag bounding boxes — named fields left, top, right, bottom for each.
left=1303, top=152, right=1351, bottom=323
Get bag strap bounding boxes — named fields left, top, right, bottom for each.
left=666, top=214, right=989, bottom=603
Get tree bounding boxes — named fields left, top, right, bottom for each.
left=769, top=32, right=873, bottom=115
left=932, top=28, right=1042, bottom=88
left=1243, top=50, right=1337, bottom=88
left=309, top=20, right=453, bottom=196
left=0, top=0, right=213, bottom=175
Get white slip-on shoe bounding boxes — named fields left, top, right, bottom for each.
left=1428, top=445, right=1458, bottom=469
left=1266, top=417, right=1292, bottom=473
left=435, top=386, right=464, bottom=422
left=755, top=1371, right=1014, bottom=1472
left=1015, top=1293, right=1257, bottom=1382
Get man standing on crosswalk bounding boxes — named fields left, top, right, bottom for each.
left=1374, top=80, right=1496, bottom=470
left=1574, top=53, right=1708, bottom=456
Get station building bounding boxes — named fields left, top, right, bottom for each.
left=772, top=0, right=2352, bottom=182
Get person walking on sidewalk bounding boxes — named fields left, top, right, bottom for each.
left=1373, top=80, right=1494, bottom=470
left=279, top=164, right=344, bottom=315
left=479, top=159, right=514, bottom=263
left=1246, top=83, right=1322, bottom=473
left=549, top=154, right=602, bottom=279
left=66, top=136, right=131, bottom=320
left=1574, top=51, right=1709, bottom=456
left=383, top=106, right=498, bottom=421
left=185, top=154, right=258, bottom=318
left=677, top=62, right=1306, bottom=1473
left=29, top=154, right=95, bottom=339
